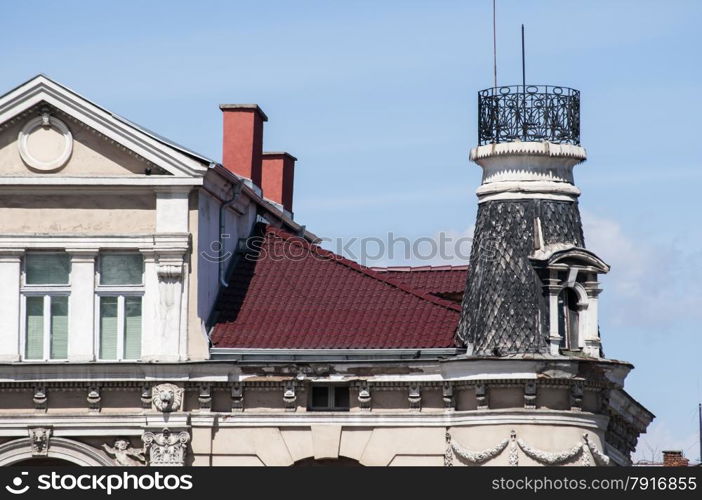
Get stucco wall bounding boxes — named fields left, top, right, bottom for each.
left=0, top=194, right=156, bottom=234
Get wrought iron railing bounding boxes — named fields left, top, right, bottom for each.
left=478, top=85, right=580, bottom=146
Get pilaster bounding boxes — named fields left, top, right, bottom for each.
left=67, top=249, right=98, bottom=362
left=0, top=250, right=24, bottom=361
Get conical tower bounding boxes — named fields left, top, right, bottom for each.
left=458, top=85, right=609, bottom=357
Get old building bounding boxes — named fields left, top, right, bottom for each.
left=0, top=75, right=651, bottom=466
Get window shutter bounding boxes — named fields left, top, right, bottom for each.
left=50, top=296, right=69, bottom=359
left=123, top=297, right=142, bottom=359
left=99, top=297, right=119, bottom=359
left=25, top=297, right=44, bottom=359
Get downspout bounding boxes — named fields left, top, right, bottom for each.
left=219, top=181, right=243, bottom=287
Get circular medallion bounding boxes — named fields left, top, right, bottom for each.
left=17, top=112, right=73, bottom=172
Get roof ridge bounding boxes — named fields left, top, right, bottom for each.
left=371, top=264, right=470, bottom=272
left=263, top=225, right=461, bottom=312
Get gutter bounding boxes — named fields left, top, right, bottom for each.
left=209, top=163, right=318, bottom=243
left=209, top=347, right=463, bottom=362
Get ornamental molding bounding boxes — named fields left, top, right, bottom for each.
left=32, top=385, right=47, bottom=412
left=206, top=409, right=610, bottom=430
left=197, top=383, right=212, bottom=412
left=0, top=234, right=189, bottom=253
left=0, top=436, right=113, bottom=466
left=151, top=383, right=184, bottom=413
left=584, top=433, right=611, bottom=466
left=17, top=111, right=73, bottom=172
left=142, top=429, right=190, bottom=466
left=87, top=385, right=101, bottom=413
left=446, top=429, right=611, bottom=466
left=445, top=432, right=509, bottom=465
left=231, top=382, right=244, bottom=412
left=156, top=264, right=184, bottom=283
left=470, top=142, right=587, bottom=162
left=442, top=382, right=455, bottom=410
left=358, top=382, right=372, bottom=411
left=475, top=180, right=581, bottom=204
left=408, top=383, right=422, bottom=411
left=516, top=435, right=583, bottom=465
left=283, top=381, right=297, bottom=411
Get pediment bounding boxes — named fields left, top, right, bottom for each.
left=0, top=75, right=210, bottom=180
left=531, top=244, right=610, bottom=273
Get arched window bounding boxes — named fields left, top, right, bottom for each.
left=557, top=288, right=580, bottom=350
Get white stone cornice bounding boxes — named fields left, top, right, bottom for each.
left=470, top=141, right=587, bottom=201
left=476, top=180, right=581, bottom=203
left=214, top=408, right=609, bottom=430
left=470, top=141, right=587, bottom=162
left=0, top=176, right=203, bottom=188
left=0, top=234, right=189, bottom=251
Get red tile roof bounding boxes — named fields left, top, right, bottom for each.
left=210, top=224, right=460, bottom=349
left=370, top=265, right=468, bottom=297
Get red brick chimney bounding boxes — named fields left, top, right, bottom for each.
left=220, top=104, right=268, bottom=187
left=262, top=152, right=296, bottom=214
left=662, top=451, right=689, bottom=467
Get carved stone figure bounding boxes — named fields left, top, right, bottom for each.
left=28, top=428, right=51, bottom=456
left=102, top=439, right=146, bottom=466
left=152, top=383, right=184, bottom=412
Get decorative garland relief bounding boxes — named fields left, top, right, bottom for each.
left=446, top=430, right=611, bottom=467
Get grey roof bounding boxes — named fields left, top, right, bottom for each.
left=456, top=199, right=585, bottom=355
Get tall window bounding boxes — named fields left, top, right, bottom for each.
left=96, top=253, right=144, bottom=361
left=22, top=252, right=71, bottom=360
left=557, top=288, right=580, bottom=350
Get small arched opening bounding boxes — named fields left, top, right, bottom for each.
left=11, top=457, right=74, bottom=466
left=557, top=287, right=580, bottom=350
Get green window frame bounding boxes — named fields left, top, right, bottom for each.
left=96, top=253, right=144, bottom=361
left=22, top=252, right=71, bottom=361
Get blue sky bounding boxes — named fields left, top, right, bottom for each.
left=3, top=1, right=701, bottom=461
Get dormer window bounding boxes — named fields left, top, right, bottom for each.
left=21, top=252, right=71, bottom=361
left=531, top=246, right=610, bottom=358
